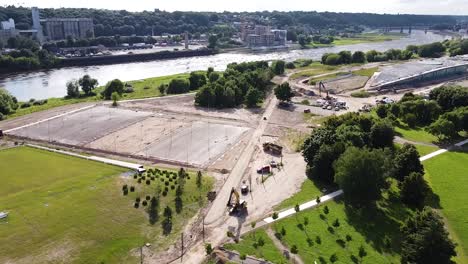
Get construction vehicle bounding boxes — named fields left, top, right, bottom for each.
left=227, top=188, right=247, bottom=215
left=263, top=142, right=283, bottom=155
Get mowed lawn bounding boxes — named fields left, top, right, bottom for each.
left=423, top=150, right=468, bottom=263
left=224, top=229, right=288, bottom=263
left=0, top=146, right=213, bottom=263
left=272, top=197, right=407, bottom=264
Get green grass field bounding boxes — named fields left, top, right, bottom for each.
left=423, top=150, right=468, bottom=263
left=290, top=62, right=338, bottom=79
left=353, top=67, right=379, bottom=77
left=5, top=73, right=192, bottom=119
left=395, top=125, right=438, bottom=144
left=0, top=146, right=213, bottom=263
left=272, top=193, right=410, bottom=264
left=224, top=229, right=288, bottom=263
left=274, top=179, right=327, bottom=211
left=332, top=33, right=404, bottom=46
left=394, top=142, right=439, bottom=157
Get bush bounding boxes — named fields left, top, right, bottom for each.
left=130, top=186, right=135, bottom=192
left=146, top=195, right=151, bottom=200
left=333, top=218, right=340, bottom=227
left=167, top=78, right=190, bottom=94
left=20, top=102, right=31, bottom=108
left=102, top=79, right=124, bottom=99
left=142, top=200, right=148, bottom=206
left=146, top=179, right=151, bottom=185
left=301, top=99, right=310, bottom=105
left=134, top=202, right=139, bottom=208
left=123, top=189, right=128, bottom=195
left=162, top=191, right=168, bottom=196
left=272, top=212, right=279, bottom=220
left=136, top=197, right=141, bottom=203
left=350, top=90, right=370, bottom=98
left=290, top=245, right=298, bottom=254
left=122, top=184, right=128, bottom=191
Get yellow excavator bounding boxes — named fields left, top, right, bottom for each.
left=227, top=188, right=247, bottom=215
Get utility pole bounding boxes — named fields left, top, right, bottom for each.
left=140, top=245, right=143, bottom=264
left=202, top=215, right=205, bottom=242
left=181, top=233, right=184, bottom=261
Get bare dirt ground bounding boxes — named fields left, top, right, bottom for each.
left=0, top=102, right=95, bottom=131
left=319, top=75, right=369, bottom=94
left=120, top=94, right=260, bottom=125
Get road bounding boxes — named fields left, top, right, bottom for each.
left=205, top=95, right=278, bottom=225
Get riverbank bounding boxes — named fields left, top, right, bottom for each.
left=2, top=73, right=192, bottom=120
left=305, top=32, right=406, bottom=48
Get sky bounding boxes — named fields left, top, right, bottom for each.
left=2, top=0, right=468, bottom=15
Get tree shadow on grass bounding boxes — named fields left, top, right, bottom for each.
left=342, top=192, right=413, bottom=255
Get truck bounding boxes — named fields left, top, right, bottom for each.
left=227, top=188, right=247, bottom=215
left=262, top=142, right=283, bottom=156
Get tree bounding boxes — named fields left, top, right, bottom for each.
left=401, top=207, right=456, bottom=264
left=189, top=71, right=207, bottom=90
left=175, top=196, right=183, bottom=213
left=245, top=88, right=261, bottom=108
left=208, top=34, right=218, bottom=49
left=195, top=85, right=215, bottom=107
left=111, top=92, right=120, bottom=106
left=148, top=196, right=159, bottom=224
left=208, top=72, right=220, bottom=83
left=370, top=120, right=394, bottom=149
left=205, top=243, right=213, bottom=255
left=158, top=83, right=167, bottom=95
left=428, top=117, right=457, bottom=140
left=274, top=82, right=293, bottom=102
left=0, top=88, right=18, bottom=116
left=376, top=104, right=388, bottom=118
left=294, top=204, right=300, bottom=213
left=334, top=147, right=389, bottom=205
left=167, top=78, right=190, bottom=94
left=325, top=54, right=341, bottom=65
left=102, top=79, right=124, bottom=99
left=308, top=143, right=345, bottom=184
left=271, top=60, right=286, bottom=75
left=66, top=80, right=80, bottom=98
left=298, top=34, right=308, bottom=47
left=351, top=51, right=366, bottom=63
left=401, top=172, right=430, bottom=208
left=338, top=51, right=352, bottom=64
left=196, top=171, right=203, bottom=189
left=393, top=144, right=424, bottom=182
left=162, top=206, right=173, bottom=235
left=78, top=74, right=98, bottom=95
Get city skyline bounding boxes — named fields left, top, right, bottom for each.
left=2, top=0, right=468, bottom=15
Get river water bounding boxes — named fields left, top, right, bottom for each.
left=0, top=31, right=450, bottom=101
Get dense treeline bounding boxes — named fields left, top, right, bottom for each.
left=321, top=41, right=451, bottom=66
left=375, top=85, right=468, bottom=141
left=0, top=36, right=60, bottom=72
left=0, top=6, right=464, bottom=37
left=194, top=61, right=274, bottom=108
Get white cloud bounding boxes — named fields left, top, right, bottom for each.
left=1, top=0, right=467, bottom=14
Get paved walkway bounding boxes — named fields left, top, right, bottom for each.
left=419, top=138, right=468, bottom=162
left=27, top=144, right=143, bottom=171
left=263, top=190, right=343, bottom=224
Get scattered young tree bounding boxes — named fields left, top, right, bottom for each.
left=205, top=243, right=213, bottom=255
left=148, top=196, right=159, bottom=224
left=167, top=78, right=190, bottom=94
left=189, top=71, right=207, bottom=90
left=401, top=207, right=456, bottom=264
left=162, top=206, right=173, bottom=235
left=111, top=92, right=120, bottom=106
left=196, top=171, right=203, bottom=189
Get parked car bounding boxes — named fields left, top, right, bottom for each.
left=327, top=105, right=333, bottom=110
left=241, top=185, right=249, bottom=194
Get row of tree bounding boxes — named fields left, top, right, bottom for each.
left=320, top=41, right=450, bottom=66
left=194, top=61, right=274, bottom=108
left=0, top=37, right=60, bottom=72
left=0, top=6, right=460, bottom=37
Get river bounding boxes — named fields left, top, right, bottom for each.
left=0, top=31, right=451, bottom=101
